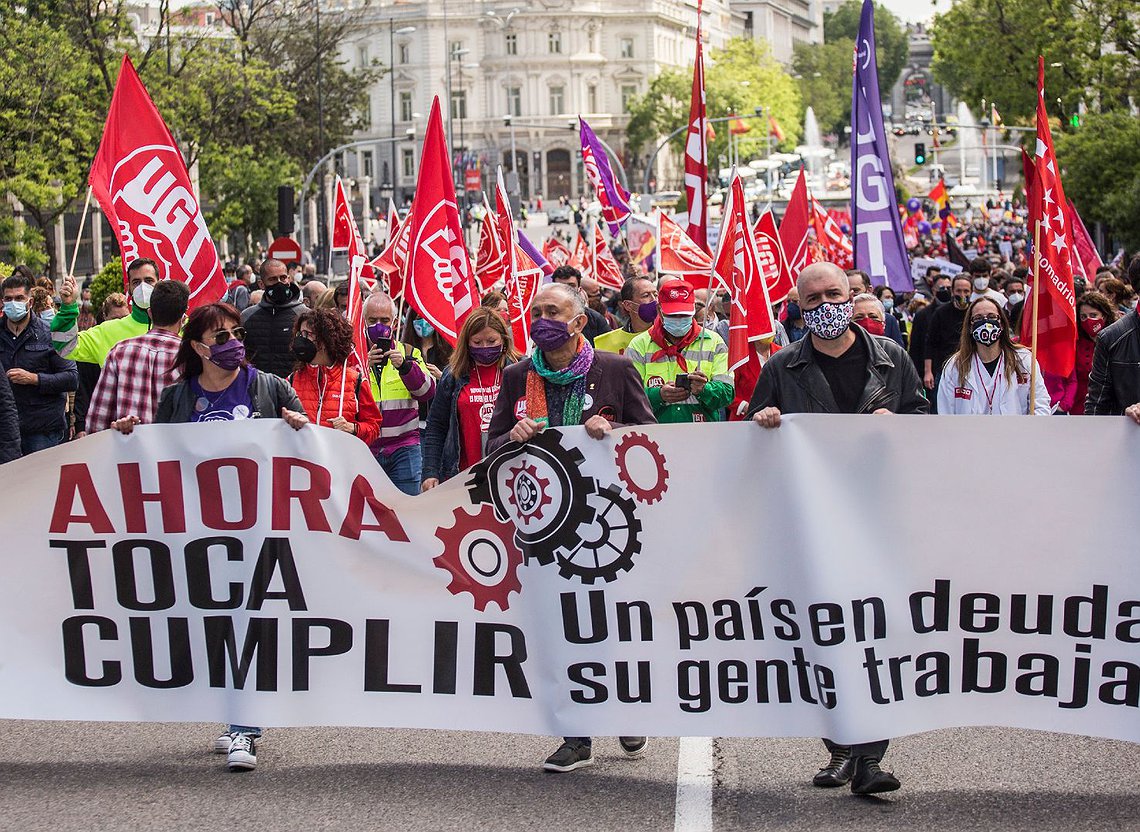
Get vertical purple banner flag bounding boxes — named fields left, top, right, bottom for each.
left=850, top=0, right=913, bottom=291
left=579, top=116, right=632, bottom=237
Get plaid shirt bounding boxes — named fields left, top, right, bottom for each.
left=87, top=330, right=183, bottom=432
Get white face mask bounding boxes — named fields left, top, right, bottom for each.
left=1007, top=292, right=1025, bottom=305
left=132, top=282, right=154, bottom=310
left=973, top=277, right=990, bottom=292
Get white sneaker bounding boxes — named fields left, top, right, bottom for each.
left=213, top=732, right=235, bottom=754
left=227, top=733, right=257, bottom=772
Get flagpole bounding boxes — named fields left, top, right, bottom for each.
left=1029, top=219, right=1042, bottom=415
left=67, top=187, right=93, bottom=278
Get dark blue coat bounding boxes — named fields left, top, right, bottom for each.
left=0, top=316, right=78, bottom=435
left=421, top=368, right=469, bottom=484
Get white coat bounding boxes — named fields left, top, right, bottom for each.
left=937, top=348, right=1051, bottom=415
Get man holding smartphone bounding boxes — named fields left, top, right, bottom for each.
left=625, top=281, right=734, bottom=423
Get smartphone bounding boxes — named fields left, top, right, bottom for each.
left=675, top=373, right=691, bottom=390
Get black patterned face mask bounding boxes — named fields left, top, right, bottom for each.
left=971, top=318, right=1003, bottom=346
left=801, top=299, right=853, bottom=340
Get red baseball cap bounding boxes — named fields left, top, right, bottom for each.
left=659, top=280, right=696, bottom=315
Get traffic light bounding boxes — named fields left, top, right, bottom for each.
left=914, top=142, right=927, bottom=165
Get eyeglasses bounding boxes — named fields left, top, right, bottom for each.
left=208, top=327, right=246, bottom=345
left=970, top=315, right=1001, bottom=326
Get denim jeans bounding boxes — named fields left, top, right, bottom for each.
left=228, top=724, right=262, bottom=737
left=21, top=430, right=64, bottom=455
left=378, top=444, right=423, bottom=496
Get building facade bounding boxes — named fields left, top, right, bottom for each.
left=735, top=0, right=823, bottom=65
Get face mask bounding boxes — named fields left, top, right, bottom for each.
left=40, top=309, right=55, bottom=323
left=291, top=335, right=318, bottom=364
left=1007, top=292, right=1025, bottom=306
left=3, top=300, right=28, bottom=322
left=469, top=344, right=504, bottom=365
left=413, top=318, right=435, bottom=338
left=854, top=317, right=886, bottom=336
left=132, top=282, right=154, bottom=310
left=785, top=301, right=801, bottom=320
left=935, top=287, right=952, bottom=303
left=973, top=277, right=990, bottom=292
left=531, top=316, right=575, bottom=351
left=367, top=321, right=393, bottom=346
left=970, top=319, right=1003, bottom=346
left=662, top=314, right=694, bottom=337
left=265, top=282, right=298, bottom=305
left=637, top=301, right=658, bottom=323
left=208, top=339, right=246, bottom=371
left=802, top=299, right=853, bottom=340
left=952, top=295, right=970, bottom=310
left=1080, top=318, right=1104, bottom=339
left=881, top=298, right=894, bottom=313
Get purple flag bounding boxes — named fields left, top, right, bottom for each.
left=578, top=116, right=632, bottom=236
left=517, top=229, right=553, bottom=279
left=850, top=0, right=912, bottom=291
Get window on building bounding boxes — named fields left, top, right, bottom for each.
left=361, top=150, right=374, bottom=179
left=505, top=33, right=517, bottom=55
left=399, top=91, right=413, bottom=122
left=587, top=84, right=597, bottom=114
left=362, top=97, right=372, bottom=130
left=507, top=86, right=522, bottom=117
left=402, top=148, right=415, bottom=179
left=621, top=84, right=637, bottom=113
left=450, top=41, right=464, bottom=60
left=548, top=31, right=562, bottom=54
left=451, top=90, right=467, bottom=121
left=620, top=37, right=634, bottom=59
left=549, top=85, right=564, bottom=115
left=358, top=44, right=370, bottom=68
left=398, top=42, right=410, bottom=64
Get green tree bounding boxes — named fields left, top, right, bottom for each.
left=89, top=257, right=124, bottom=314
left=627, top=38, right=801, bottom=178
left=822, top=1, right=909, bottom=94
left=791, top=40, right=853, bottom=140
left=1055, top=112, right=1140, bottom=249
left=203, top=145, right=301, bottom=248
left=930, top=0, right=1138, bottom=123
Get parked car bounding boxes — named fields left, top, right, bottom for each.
left=547, top=204, right=571, bottom=224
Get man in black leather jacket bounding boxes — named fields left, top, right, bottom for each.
left=240, top=259, right=304, bottom=378
left=1085, top=307, right=1140, bottom=418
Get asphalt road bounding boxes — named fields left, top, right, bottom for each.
left=2, top=721, right=1137, bottom=831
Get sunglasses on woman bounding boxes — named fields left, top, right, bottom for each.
left=208, top=326, right=246, bottom=345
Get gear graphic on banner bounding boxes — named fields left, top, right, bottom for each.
left=554, top=483, right=642, bottom=584
left=433, top=504, right=524, bottom=611
left=614, top=431, right=669, bottom=504
left=505, top=461, right=553, bottom=523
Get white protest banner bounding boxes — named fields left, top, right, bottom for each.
left=2, top=417, right=1138, bottom=745
left=911, top=257, right=964, bottom=283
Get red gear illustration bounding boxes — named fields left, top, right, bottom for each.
left=433, top=504, right=524, bottom=612
left=614, top=432, right=669, bottom=504
left=505, top=461, right=553, bottom=522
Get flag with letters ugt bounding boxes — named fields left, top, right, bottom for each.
left=89, top=55, right=226, bottom=308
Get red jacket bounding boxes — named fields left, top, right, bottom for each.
left=290, top=363, right=382, bottom=445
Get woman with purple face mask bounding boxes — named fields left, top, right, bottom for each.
left=421, top=307, right=520, bottom=490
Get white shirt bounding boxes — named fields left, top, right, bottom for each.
left=937, top=348, right=1051, bottom=415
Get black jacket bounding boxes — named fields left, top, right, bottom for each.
left=156, top=369, right=303, bottom=423
left=582, top=307, right=611, bottom=345
left=1085, top=311, right=1140, bottom=415
left=0, top=370, right=22, bottom=463
left=0, top=316, right=78, bottom=435
left=240, top=295, right=304, bottom=378
left=924, top=302, right=967, bottom=375
left=747, top=324, right=928, bottom=416
left=907, top=299, right=941, bottom=373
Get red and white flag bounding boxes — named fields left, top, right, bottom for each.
left=682, top=5, right=710, bottom=252
left=658, top=212, right=713, bottom=288
left=810, top=195, right=854, bottom=270
left=542, top=236, right=572, bottom=269
left=404, top=97, right=480, bottom=347
left=475, top=194, right=508, bottom=292
left=494, top=167, right=541, bottom=350
left=752, top=210, right=794, bottom=304
left=569, top=232, right=591, bottom=276
left=713, top=174, right=775, bottom=372
left=89, top=55, right=225, bottom=308
left=332, top=177, right=371, bottom=371
left=1068, top=199, right=1103, bottom=282
left=1019, top=57, right=1077, bottom=378
left=370, top=209, right=411, bottom=299
left=385, top=200, right=401, bottom=249
left=592, top=224, right=625, bottom=291
left=778, top=172, right=813, bottom=275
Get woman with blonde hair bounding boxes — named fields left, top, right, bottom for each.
left=936, top=297, right=1050, bottom=415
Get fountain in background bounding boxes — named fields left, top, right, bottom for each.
left=796, top=106, right=826, bottom=192
left=956, top=102, right=985, bottom=189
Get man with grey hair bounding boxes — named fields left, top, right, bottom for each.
left=747, top=261, right=924, bottom=795
left=486, top=281, right=655, bottom=774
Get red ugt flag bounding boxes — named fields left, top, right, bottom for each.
left=494, top=167, right=541, bottom=350
left=1020, top=57, right=1077, bottom=377
left=332, top=177, right=371, bottom=371
left=658, top=212, right=713, bottom=288
left=778, top=172, right=813, bottom=275
left=683, top=9, right=710, bottom=253
left=404, top=98, right=480, bottom=347
left=90, top=55, right=225, bottom=308
left=592, top=224, right=625, bottom=291
left=752, top=209, right=793, bottom=304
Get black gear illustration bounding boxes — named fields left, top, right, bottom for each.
left=465, top=429, right=597, bottom=565
left=614, top=431, right=669, bottom=504
left=555, top=483, right=641, bottom=584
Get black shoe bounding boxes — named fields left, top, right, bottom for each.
left=812, top=745, right=854, bottom=787
left=850, top=757, right=900, bottom=795
left=619, top=736, right=648, bottom=758
left=543, top=740, right=594, bottom=773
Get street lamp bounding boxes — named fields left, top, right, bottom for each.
left=388, top=22, right=416, bottom=204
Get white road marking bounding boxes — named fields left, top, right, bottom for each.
left=674, top=736, right=715, bottom=832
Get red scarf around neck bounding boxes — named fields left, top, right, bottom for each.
left=648, top=318, right=702, bottom=371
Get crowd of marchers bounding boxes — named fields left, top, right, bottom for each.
left=1, top=243, right=1140, bottom=787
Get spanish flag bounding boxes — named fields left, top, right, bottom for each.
left=768, top=115, right=785, bottom=142
left=928, top=180, right=958, bottom=230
